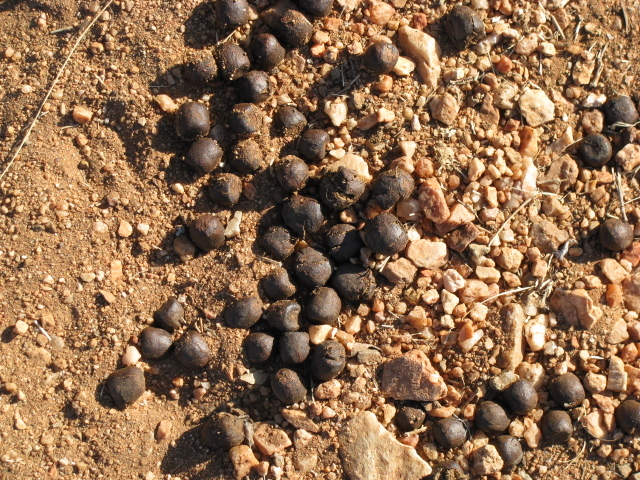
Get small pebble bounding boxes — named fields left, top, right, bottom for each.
left=260, top=226, right=295, bottom=260
left=106, top=366, right=146, bottom=409
left=599, top=218, right=634, bottom=252
left=474, top=401, right=510, bottom=436
left=224, top=296, right=264, bottom=329
left=282, top=195, right=324, bottom=237
left=271, top=368, right=307, bottom=405
left=251, top=33, right=286, bottom=71
left=275, top=155, right=309, bottom=192
left=433, top=417, right=467, bottom=449
left=293, top=247, right=333, bottom=289
left=13, top=320, right=28, bottom=335
left=279, top=331, right=311, bottom=365
left=228, top=138, right=263, bottom=173
left=362, top=42, right=399, bottom=74
left=72, top=105, right=93, bottom=125
left=305, top=287, right=341, bottom=325
left=298, top=129, right=330, bottom=162
left=216, top=43, right=250, bottom=81
left=122, top=345, right=142, bottom=366
left=244, top=332, right=275, bottom=363
left=139, top=327, right=173, bottom=359
left=261, top=268, right=297, bottom=300
left=175, top=102, right=210, bottom=141
left=541, top=410, right=573, bottom=444
left=189, top=214, right=225, bottom=251
left=364, top=212, right=409, bottom=256
left=208, top=173, right=242, bottom=206
left=310, top=340, right=346, bottom=382
left=154, top=297, right=184, bottom=332
left=184, top=138, right=223, bottom=175
left=265, top=300, right=302, bottom=332
left=174, top=331, right=212, bottom=368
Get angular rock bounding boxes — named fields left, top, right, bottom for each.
left=538, top=155, right=578, bottom=194
left=580, top=410, right=615, bottom=439
left=496, top=304, right=525, bottom=371
left=326, top=153, right=372, bottom=182
left=339, top=412, right=432, bottom=480
left=616, top=143, right=640, bottom=172
left=381, top=258, right=417, bottom=284
left=496, top=247, right=524, bottom=272
left=381, top=350, right=447, bottom=402
left=608, top=318, right=630, bottom=344
left=608, top=355, right=628, bottom=392
left=253, top=423, right=292, bottom=455
left=418, top=178, right=450, bottom=224
left=405, top=240, right=448, bottom=269
left=229, top=445, right=259, bottom=480
left=444, top=223, right=479, bottom=252
left=472, top=444, right=504, bottom=476
left=430, top=93, right=459, bottom=126
left=435, top=203, right=475, bottom=235
left=530, top=218, right=569, bottom=254
left=282, top=409, right=320, bottom=433
left=518, top=88, right=555, bottom=127
left=397, top=26, right=441, bottom=89
left=550, top=288, right=602, bottom=329
left=600, top=259, right=629, bottom=284
left=621, top=275, right=640, bottom=312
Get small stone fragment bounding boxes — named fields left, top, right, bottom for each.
left=381, top=350, right=447, bottom=402
left=518, top=88, right=555, bottom=127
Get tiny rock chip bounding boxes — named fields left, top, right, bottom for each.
left=282, top=409, right=320, bottom=433
left=253, top=422, right=293, bottom=455
left=229, top=445, right=260, bottom=480
left=339, top=412, right=432, bottom=480
left=155, top=420, right=172, bottom=441
left=397, top=26, right=442, bottom=89
left=518, top=88, right=555, bottom=127
left=72, top=105, right=93, bottom=125
left=472, top=444, right=504, bottom=476
left=430, top=92, right=459, bottom=126
left=381, top=258, right=417, bottom=284
left=382, top=350, right=447, bottom=402
left=405, top=239, right=448, bottom=269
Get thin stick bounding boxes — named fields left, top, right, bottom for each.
left=550, top=14, right=566, bottom=40
left=488, top=194, right=537, bottom=247
left=615, top=167, right=628, bottom=222
left=479, top=285, right=535, bottom=304
left=0, top=0, right=114, bottom=181
left=621, top=0, right=630, bottom=35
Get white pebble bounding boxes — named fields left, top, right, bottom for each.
left=13, top=320, right=29, bottom=335
left=224, top=211, right=243, bottom=238
left=122, top=346, right=142, bottom=366
left=443, top=269, right=466, bottom=292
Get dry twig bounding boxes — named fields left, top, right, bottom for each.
left=488, top=194, right=537, bottom=247
left=0, top=0, right=114, bottom=181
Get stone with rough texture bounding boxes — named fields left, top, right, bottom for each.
left=430, top=93, right=459, bottom=125
left=339, top=411, right=432, bottom=480
left=382, top=350, right=447, bottom=401
left=282, top=409, right=320, bottom=433
left=539, top=155, right=578, bottom=193
left=622, top=275, right=640, bottom=312
left=229, top=445, right=259, bottom=480
left=436, top=203, right=475, bottom=235
left=496, top=247, right=524, bottom=272
left=445, top=223, right=479, bottom=252
left=608, top=318, right=630, bottom=344
left=397, top=26, right=441, bottom=89
left=472, top=444, right=504, bottom=475
left=616, top=143, right=640, bottom=172
left=418, top=178, right=450, bottom=224
left=530, top=219, right=569, bottom=254
left=253, top=423, right=292, bottom=455
left=405, top=240, right=448, bottom=269
left=496, top=304, right=525, bottom=370
left=608, top=356, right=628, bottom=392
left=550, top=288, right=602, bottom=329
left=581, top=410, right=614, bottom=438
left=327, top=153, right=372, bottom=182
left=382, top=258, right=417, bottom=284
left=518, top=88, right=555, bottom=127
left=600, top=259, right=629, bottom=284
